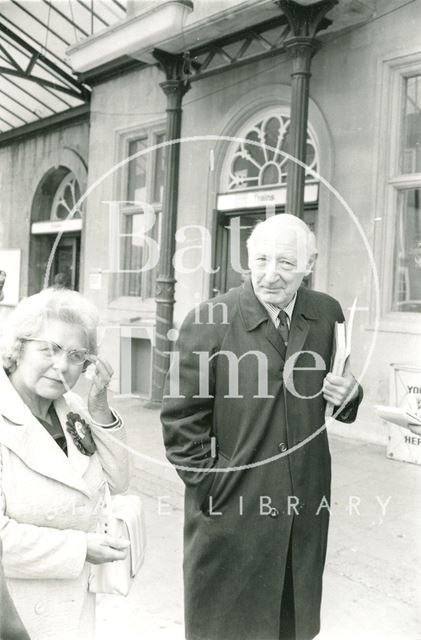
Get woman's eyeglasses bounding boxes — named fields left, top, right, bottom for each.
left=22, top=338, right=90, bottom=366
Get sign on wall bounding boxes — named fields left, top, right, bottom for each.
left=0, top=249, right=21, bottom=306
left=387, top=363, right=421, bottom=465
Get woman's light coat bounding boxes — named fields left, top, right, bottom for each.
left=0, top=368, right=129, bottom=640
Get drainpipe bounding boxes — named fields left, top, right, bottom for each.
left=275, top=0, right=337, bottom=218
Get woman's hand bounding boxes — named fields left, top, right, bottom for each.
left=86, top=532, right=130, bottom=565
left=86, top=356, right=114, bottom=424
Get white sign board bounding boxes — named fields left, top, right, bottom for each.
left=217, top=184, right=319, bottom=211
left=89, top=271, right=103, bottom=290
left=387, top=363, right=421, bottom=465
left=0, top=249, right=21, bottom=306
left=31, top=219, right=82, bottom=235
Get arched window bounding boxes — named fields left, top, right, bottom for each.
left=51, top=172, right=83, bottom=220
left=31, top=168, right=83, bottom=223
left=29, top=168, right=83, bottom=294
left=225, top=111, right=319, bottom=192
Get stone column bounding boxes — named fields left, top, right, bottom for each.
left=150, top=49, right=191, bottom=403
left=275, top=0, right=337, bottom=218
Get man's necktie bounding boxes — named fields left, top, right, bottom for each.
left=278, top=309, right=289, bottom=348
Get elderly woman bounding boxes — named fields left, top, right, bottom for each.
left=0, top=288, right=129, bottom=640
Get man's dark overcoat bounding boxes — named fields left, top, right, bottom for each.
left=161, top=279, right=362, bottom=640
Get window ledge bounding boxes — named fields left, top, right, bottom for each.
left=365, top=314, right=421, bottom=335
left=108, top=296, right=156, bottom=316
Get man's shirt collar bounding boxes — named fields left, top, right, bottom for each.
left=260, top=293, right=297, bottom=328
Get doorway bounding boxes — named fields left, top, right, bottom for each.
left=29, top=167, right=84, bottom=295
left=28, top=232, right=81, bottom=294
left=52, top=235, right=80, bottom=289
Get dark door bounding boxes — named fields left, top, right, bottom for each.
left=52, top=235, right=80, bottom=289
left=29, top=233, right=81, bottom=294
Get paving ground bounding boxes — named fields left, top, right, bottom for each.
left=92, top=393, right=421, bottom=640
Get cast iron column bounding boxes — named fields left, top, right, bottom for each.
left=150, top=50, right=191, bottom=403
left=275, top=0, right=337, bottom=218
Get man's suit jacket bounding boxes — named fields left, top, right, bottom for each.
left=162, top=278, right=362, bottom=640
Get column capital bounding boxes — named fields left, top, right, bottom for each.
left=159, top=79, right=188, bottom=106
left=153, top=49, right=197, bottom=98
left=274, top=0, right=337, bottom=39
left=284, top=36, right=321, bottom=74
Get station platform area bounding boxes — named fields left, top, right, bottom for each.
left=94, top=394, right=421, bottom=640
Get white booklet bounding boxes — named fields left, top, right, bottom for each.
left=325, top=299, right=356, bottom=419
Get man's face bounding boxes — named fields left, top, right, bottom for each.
left=248, top=227, right=313, bottom=307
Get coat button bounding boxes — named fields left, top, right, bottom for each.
left=270, top=507, right=280, bottom=518
left=278, top=442, right=288, bottom=453
left=34, top=601, right=46, bottom=615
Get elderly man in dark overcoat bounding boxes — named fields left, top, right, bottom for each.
left=161, top=214, right=363, bottom=640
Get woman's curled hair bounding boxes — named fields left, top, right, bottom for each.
left=0, top=288, right=99, bottom=373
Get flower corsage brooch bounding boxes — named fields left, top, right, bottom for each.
left=66, top=412, right=96, bottom=456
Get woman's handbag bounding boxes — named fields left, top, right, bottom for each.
left=88, top=483, right=146, bottom=596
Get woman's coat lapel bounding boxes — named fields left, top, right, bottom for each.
left=0, top=368, right=91, bottom=497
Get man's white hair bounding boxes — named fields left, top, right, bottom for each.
left=247, top=213, right=317, bottom=268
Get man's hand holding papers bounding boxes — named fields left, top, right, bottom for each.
left=323, top=356, right=359, bottom=408
left=324, top=300, right=359, bottom=418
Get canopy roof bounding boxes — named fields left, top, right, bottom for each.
left=0, top=0, right=127, bottom=132
left=0, top=0, right=376, bottom=135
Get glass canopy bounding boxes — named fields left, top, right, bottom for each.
left=0, top=0, right=127, bottom=133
